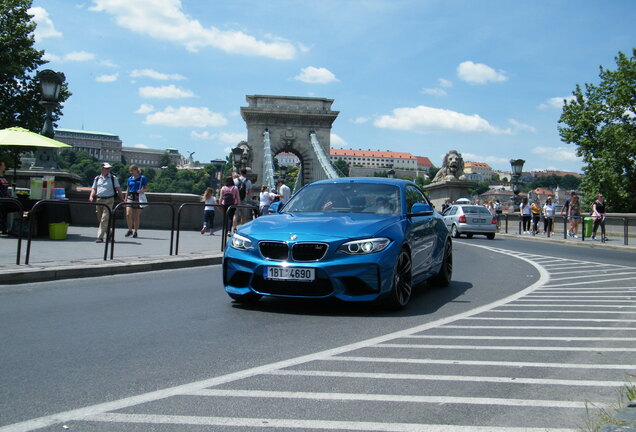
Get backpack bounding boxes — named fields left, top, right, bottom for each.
left=223, top=190, right=235, bottom=206
left=238, top=177, right=247, bottom=200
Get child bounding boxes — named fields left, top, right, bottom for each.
left=200, top=187, right=217, bottom=235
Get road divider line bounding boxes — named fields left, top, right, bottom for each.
left=376, top=343, right=636, bottom=352
left=441, top=325, right=636, bottom=331
left=328, top=356, right=636, bottom=370
left=267, top=369, right=626, bottom=387
left=405, top=335, right=636, bottom=341
left=82, top=412, right=579, bottom=432
left=184, top=388, right=597, bottom=409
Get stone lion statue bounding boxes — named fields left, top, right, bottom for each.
left=432, top=150, right=466, bottom=183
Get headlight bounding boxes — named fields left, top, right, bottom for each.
left=338, top=237, right=390, bottom=255
left=230, top=233, right=253, bottom=250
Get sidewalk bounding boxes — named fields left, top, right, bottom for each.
left=1, top=225, right=634, bottom=285
left=0, top=225, right=225, bottom=284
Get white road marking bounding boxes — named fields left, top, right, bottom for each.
left=441, top=325, right=636, bottom=331
left=267, top=369, right=625, bottom=387
left=82, top=413, right=579, bottom=432
left=377, top=343, right=636, bottom=352
left=405, top=335, right=636, bottom=341
left=470, top=316, right=636, bottom=322
left=185, top=388, right=597, bottom=409
left=492, top=309, right=636, bottom=314
left=329, top=356, right=636, bottom=370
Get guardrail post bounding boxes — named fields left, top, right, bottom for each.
left=0, top=198, right=24, bottom=265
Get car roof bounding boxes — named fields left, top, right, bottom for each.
left=310, top=177, right=414, bottom=187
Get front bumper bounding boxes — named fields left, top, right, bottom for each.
left=223, top=244, right=399, bottom=302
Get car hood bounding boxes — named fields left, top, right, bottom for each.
left=239, top=212, right=401, bottom=241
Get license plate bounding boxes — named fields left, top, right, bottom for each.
left=472, top=218, right=486, bottom=223
left=265, top=267, right=315, bottom=281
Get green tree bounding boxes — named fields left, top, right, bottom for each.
left=333, top=158, right=350, bottom=176
left=559, top=49, right=636, bottom=212
left=0, top=0, right=70, bottom=165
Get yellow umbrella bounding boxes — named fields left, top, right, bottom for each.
left=0, top=127, right=72, bottom=190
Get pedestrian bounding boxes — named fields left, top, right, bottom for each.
left=542, top=196, right=555, bottom=236
left=530, top=197, right=542, bottom=235
left=0, top=160, right=10, bottom=234
left=234, top=169, right=254, bottom=228
left=560, top=191, right=573, bottom=234
left=220, top=175, right=239, bottom=235
left=278, top=178, right=291, bottom=205
left=200, top=187, right=217, bottom=235
left=519, top=197, right=531, bottom=234
left=591, top=192, right=606, bottom=241
left=568, top=192, right=581, bottom=238
left=88, top=162, right=124, bottom=243
left=258, top=184, right=277, bottom=216
left=493, top=199, right=502, bottom=230
left=123, top=164, right=148, bottom=238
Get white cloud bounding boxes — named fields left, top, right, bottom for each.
left=508, top=118, right=537, bottom=133
left=133, top=143, right=150, bottom=149
left=293, top=66, right=339, bottom=84
left=28, top=7, right=62, bottom=41
left=130, top=69, right=186, bottom=81
left=191, top=131, right=246, bottom=143
left=96, top=73, right=118, bottom=83
left=90, top=0, right=297, bottom=59
left=139, top=84, right=195, bottom=99
left=64, top=51, right=96, bottom=62
left=374, top=105, right=509, bottom=134
left=330, top=133, right=348, bottom=147
left=538, top=96, right=576, bottom=109
left=421, top=88, right=447, bottom=97
left=143, top=106, right=227, bottom=127
left=532, top=146, right=580, bottom=162
left=42, top=52, right=61, bottom=62
left=457, top=61, right=507, bottom=84
left=462, top=153, right=510, bottom=164
left=100, top=60, right=118, bottom=67
left=135, top=104, right=155, bottom=114
left=353, top=117, right=369, bottom=124
left=438, top=78, right=453, bottom=88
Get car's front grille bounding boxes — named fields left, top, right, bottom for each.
left=259, top=241, right=289, bottom=260
left=291, top=243, right=328, bottom=261
left=252, top=275, right=333, bottom=297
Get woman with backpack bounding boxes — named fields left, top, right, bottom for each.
left=220, top=176, right=240, bottom=236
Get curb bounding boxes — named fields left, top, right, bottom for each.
left=0, top=254, right=224, bottom=285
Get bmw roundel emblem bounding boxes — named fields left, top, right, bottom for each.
left=289, top=234, right=298, bottom=241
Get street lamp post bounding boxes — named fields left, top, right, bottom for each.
left=231, top=147, right=244, bottom=173
left=509, top=158, right=525, bottom=210
left=210, top=159, right=225, bottom=189
left=36, top=69, right=65, bottom=170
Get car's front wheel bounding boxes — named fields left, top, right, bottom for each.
left=486, top=233, right=495, bottom=240
left=384, top=248, right=412, bottom=310
left=430, top=240, right=452, bottom=288
left=228, top=292, right=262, bottom=304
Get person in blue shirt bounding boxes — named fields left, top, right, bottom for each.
left=124, top=164, right=148, bottom=238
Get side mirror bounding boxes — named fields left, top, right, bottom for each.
left=408, top=203, right=434, bottom=217
left=268, top=201, right=282, bottom=214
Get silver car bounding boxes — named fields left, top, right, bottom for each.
left=441, top=204, right=497, bottom=239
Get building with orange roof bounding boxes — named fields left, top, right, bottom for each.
left=330, top=148, right=420, bottom=170
left=464, top=161, right=493, bottom=182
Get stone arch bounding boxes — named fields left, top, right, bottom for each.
left=241, top=95, right=339, bottom=187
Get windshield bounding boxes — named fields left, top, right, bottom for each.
left=284, top=183, right=401, bottom=215
left=461, top=205, right=491, bottom=214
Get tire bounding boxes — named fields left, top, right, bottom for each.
left=430, top=240, right=452, bottom=288
left=451, top=225, right=460, bottom=238
left=383, top=248, right=413, bottom=310
left=228, top=292, right=262, bottom=304
left=486, top=233, right=495, bottom=240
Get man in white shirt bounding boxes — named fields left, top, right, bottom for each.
left=89, top=162, right=124, bottom=243
left=278, top=179, right=291, bottom=205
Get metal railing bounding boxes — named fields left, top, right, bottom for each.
left=175, top=202, right=226, bottom=255
left=309, top=131, right=340, bottom=179
left=110, top=201, right=176, bottom=259
left=25, top=200, right=111, bottom=264
left=0, top=197, right=25, bottom=265
left=501, top=214, right=631, bottom=245
left=262, top=130, right=276, bottom=190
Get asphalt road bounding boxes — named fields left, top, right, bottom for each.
left=1, top=238, right=635, bottom=431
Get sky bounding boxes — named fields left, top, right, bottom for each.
left=28, top=0, right=636, bottom=173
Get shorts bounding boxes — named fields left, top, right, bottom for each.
left=126, top=192, right=142, bottom=209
